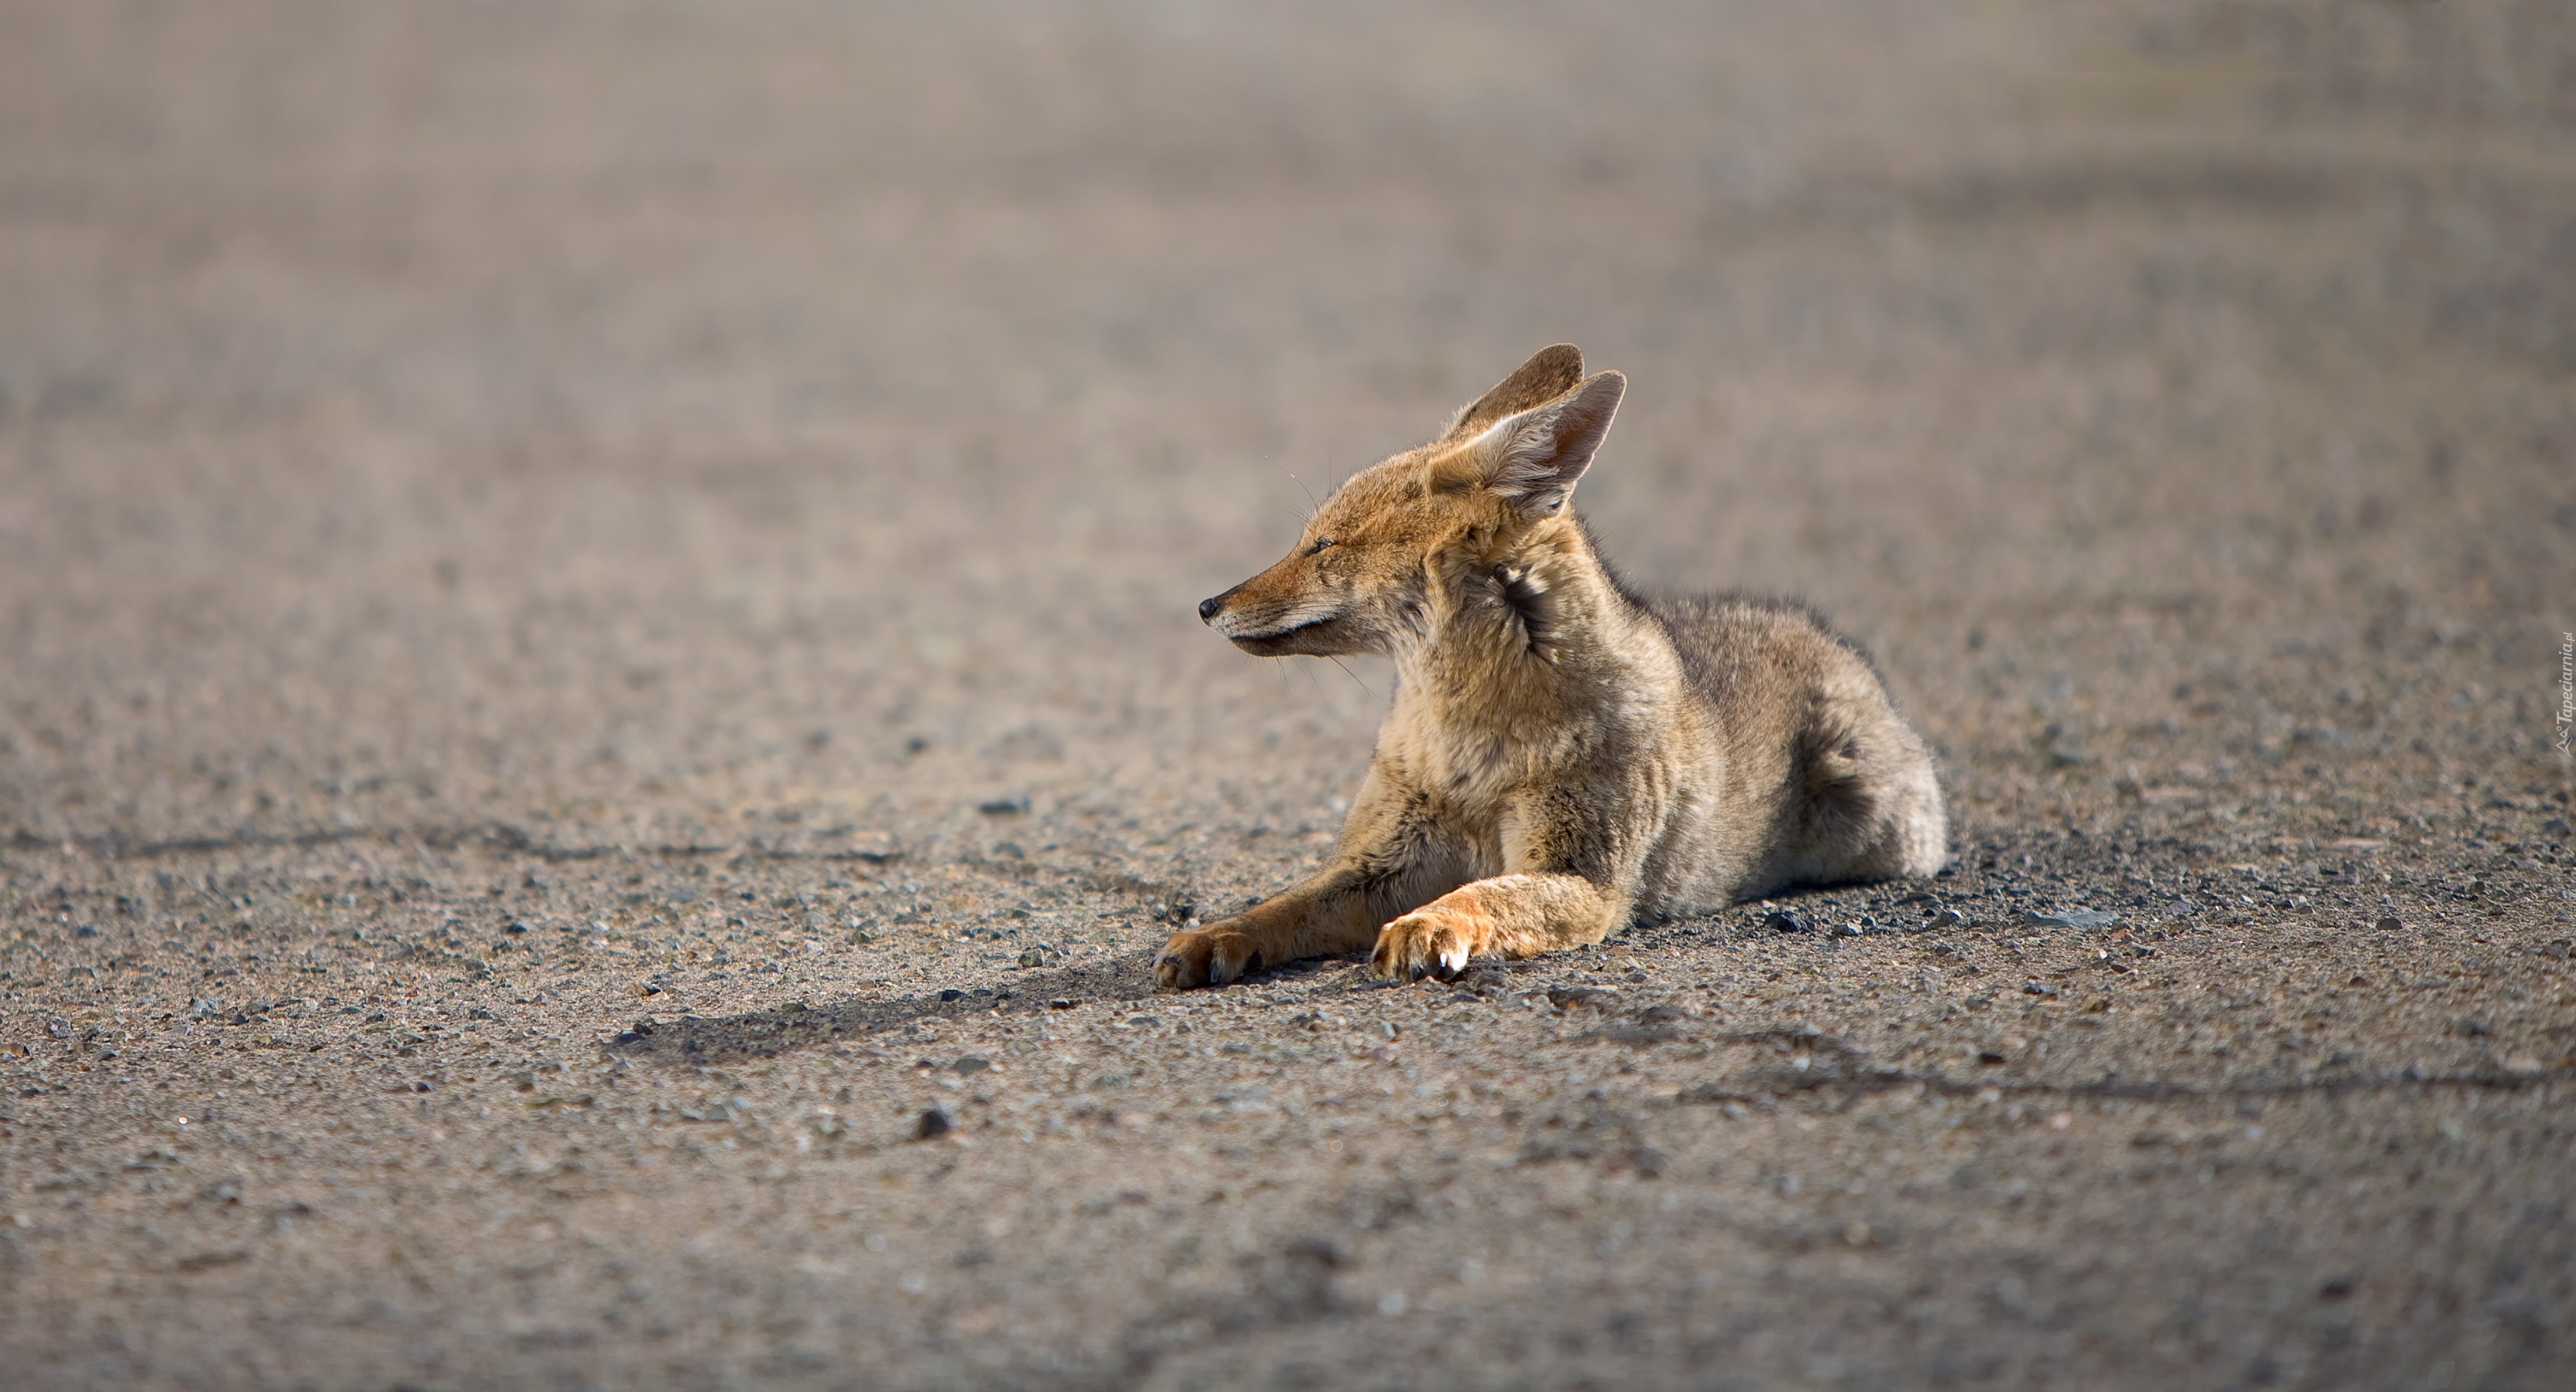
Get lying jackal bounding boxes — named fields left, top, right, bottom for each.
left=1159, top=345, right=1946, bottom=989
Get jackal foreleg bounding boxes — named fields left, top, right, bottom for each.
left=1155, top=793, right=1469, bottom=990
left=1369, top=785, right=1643, bottom=980
left=1369, top=871, right=1626, bottom=981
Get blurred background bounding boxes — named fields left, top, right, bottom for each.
left=2, top=0, right=2571, bottom=857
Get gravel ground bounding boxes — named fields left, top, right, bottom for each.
left=3, top=2, right=2573, bottom=1388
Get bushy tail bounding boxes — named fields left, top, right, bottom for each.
left=1797, top=718, right=1877, bottom=844
left=1798, top=710, right=1947, bottom=881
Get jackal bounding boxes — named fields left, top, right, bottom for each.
left=1159, top=345, right=1946, bottom=988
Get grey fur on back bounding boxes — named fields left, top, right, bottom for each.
left=1633, top=589, right=1947, bottom=909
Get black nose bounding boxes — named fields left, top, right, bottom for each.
left=1197, top=595, right=1224, bottom=624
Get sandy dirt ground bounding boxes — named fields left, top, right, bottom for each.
left=4, top=2, right=2574, bottom=1388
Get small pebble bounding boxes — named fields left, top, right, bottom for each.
left=915, top=1106, right=956, bottom=1140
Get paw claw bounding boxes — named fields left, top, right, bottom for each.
left=1372, top=900, right=1492, bottom=984
left=1154, top=924, right=1263, bottom=991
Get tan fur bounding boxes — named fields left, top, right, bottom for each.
left=1159, top=345, right=1947, bottom=989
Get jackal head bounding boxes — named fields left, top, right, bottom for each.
left=1198, top=344, right=1625, bottom=658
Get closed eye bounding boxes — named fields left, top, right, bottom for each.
left=1305, top=537, right=1333, bottom=556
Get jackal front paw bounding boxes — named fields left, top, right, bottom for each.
left=1371, top=895, right=1497, bottom=981
left=1154, top=923, right=1269, bottom=990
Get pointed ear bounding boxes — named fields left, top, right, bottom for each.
left=1473, top=370, right=1626, bottom=515
left=1442, top=344, right=1584, bottom=442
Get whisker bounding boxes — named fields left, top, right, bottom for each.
left=1259, top=458, right=1316, bottom=528
left=1273, top=459, right=1319, bottom=514
left=1324, top=656, right=1379, bottom=703
left=1297, top=656, right=1330, bottom=704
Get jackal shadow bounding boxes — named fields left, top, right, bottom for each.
left=605, top=949, right=1166, bottom=1066
left=601, top=909, right=1772, bottom=1067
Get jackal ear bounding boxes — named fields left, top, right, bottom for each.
left=1472, top=370, right=1625, bottom=515
left=1443, top=344, right=1585, bottom=442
